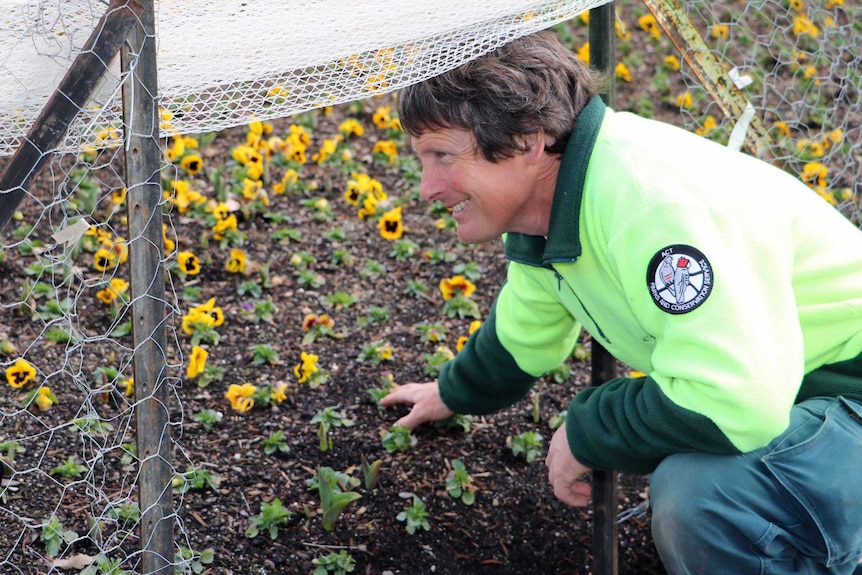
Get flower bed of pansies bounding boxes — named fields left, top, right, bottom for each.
left=2, top=6, right=856, bottom=573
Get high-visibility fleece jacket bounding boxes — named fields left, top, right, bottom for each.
left=438, top=95, right=862, bottom=474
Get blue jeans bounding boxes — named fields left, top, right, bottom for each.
left=650, top=396, right=862, bottom=575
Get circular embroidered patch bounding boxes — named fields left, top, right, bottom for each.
left=646, top=245, right=713, bottom=314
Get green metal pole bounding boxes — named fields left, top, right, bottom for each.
left=588, top=3, right=619, bottom=575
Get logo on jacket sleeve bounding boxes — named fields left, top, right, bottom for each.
left=646, top=245, right=713, bottom=314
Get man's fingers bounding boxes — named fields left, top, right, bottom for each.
left=554, top=480, right=592, bottom=507
left=379, top=384, right=416, bottom=407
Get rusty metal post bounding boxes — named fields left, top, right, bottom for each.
left=121, top=0, right=173, bottom=573
left=0, top=0, right=144, bottom=233
left=589, top=3, right=619, bottom=574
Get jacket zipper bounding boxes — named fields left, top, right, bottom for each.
left=549, top=265, right=612, bottom=345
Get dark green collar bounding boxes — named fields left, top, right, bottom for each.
left=504, top=95, right=606, bottom=266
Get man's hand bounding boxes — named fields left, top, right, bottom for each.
left=379, top=381, right=455, bottom=430
left=546, top=423, right=592, bottom=507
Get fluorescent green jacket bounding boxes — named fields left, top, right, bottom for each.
left=439, top=96, right=862, bottom=473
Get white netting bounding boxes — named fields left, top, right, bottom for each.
left=0, top=0, right=613, bottom=156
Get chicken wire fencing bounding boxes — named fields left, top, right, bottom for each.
left=0, top=0, right=614, bottom=573
left=0, top=0, right=860, bottom=573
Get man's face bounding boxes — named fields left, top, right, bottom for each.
left=411, top=128, right=536, bottom=244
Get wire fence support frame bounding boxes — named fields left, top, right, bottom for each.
left=589, top=3, right=619, bottom=574
left=0, top=0, right=144, bottom=234
left=642, top=0, right=777, bottom=161
left=121, top=0, right=174, bottom=573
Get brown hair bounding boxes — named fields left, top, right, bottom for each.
left=398, top=31, right=605, bottom=161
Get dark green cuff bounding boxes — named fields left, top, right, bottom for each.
left=566, top=376, right=738, bottom=474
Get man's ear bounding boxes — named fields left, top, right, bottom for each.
left=523, top=129, right=550, bottom=164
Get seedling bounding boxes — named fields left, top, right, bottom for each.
left=510, top=431, right=544, bottom=463
left=357, top=341, right=393, bottom=365
left=389, top=238, right=420, bottom=261
left=80, top=554, right=130, bottom=575
left=40, top=515, right=77, bottom=557
left=245, top=498, right=294, bottom=539
left=172, top=466, right=221, bottom=494
left=50, top=456, right=88, bottom=480
left=445, top=459, right=477, bottom=505
left=250, top=343, right=280, bottom=365
left=361, top=453, right=382, bottom=491
left=316, top=467, right=361, bottom=532
left=549, top=410, right=567, bottom=431
left=423, top=346, right=454, bottom=377
left=193, top=409, right=223, bottom=429
left=175, top=546, right=215, bottom=574
left=312, top=550, right=356, bottom=575
left=261, top=430, right=290, bottom=455
left=310, top=406, right=354, bottom=451
left=452, top=261, right=483, bottom=281
left=381, top=424, right=415, bottom=453
left=326, top=291, right=358, bottom=309
left=397, top=495, right=431, bottom=534
left=434, top=413, right=473, bottom=433
left=414, top=322, right=448, bottom=344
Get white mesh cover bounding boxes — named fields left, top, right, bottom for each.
left=0, top=0, right=611, bottom=156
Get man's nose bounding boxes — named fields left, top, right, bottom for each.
left=418, top=172, right=443, bottom=202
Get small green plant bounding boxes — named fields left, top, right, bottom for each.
left=433, top=413, right=473, bottom=433
left=452, top=261, right=483, bottom=281
left=422, top=346, right=454, bottom=377
left=107, top=502, right=140, bottom=526
left=359, top=259, right=386, bottom=280
left=40, top=515, right=77, bottom=557
left=175, top=546, right=215, bottom=574
left=250, top=298, right=278, bottom=323
left=311, top=406, right=355, bottom=451
left=273, top=227, right=302, bottom=243
left=445, top=459, right=477, bottom=505
left=382, top=424, right=415, bottom=453
left=548, top=362, right=572, bottom=383
left=298, top=269, right=326, bottom=289
left=360, top=453, right=382, bottom=491
left=193, top=409, right=223, bottom=429
left=549, top=410, right=567, bottom=431
left=357, top=305, right=390, bottom=327
left=50, top=456, right=88, bottom=479
left=290, top=250, right=317, bottom=269
left=357, top=340, right=393, bottom=365
left=250, top=343, right=280, bottom=365
left=414, top=322, right=448, bottom=344
left=323, top=227, right=347, bottom=241
left=312, top=550, right=356, bottom=575
left=331, top=249, right=356, bottom=266
left=261, top=430, right=290, bottom=455
left=316, top=467, right=361, bottom=532
left=389, top=238, right=420, bottom=261
left=172, top=466, right=221, bottom=494
left=403, top=279, right=429, bottom=297
left=397, top=495, right=431, bottom=534
left=73, top=416, right=114, bottom=438
left=81, top=553, right=130, bottom=575
left=326, top=291, right=358, bottom=309
left=422, top=246, right=455, bottom=265
left=245, top=498, right=294, bottom=539
left=367, top=372, right=396, bottom=410
left=532, top=392, right=541, bottom=424
left=510, top=431, right=544, bottom=463
left=442, top=294, right=481, bottom=319
left=238, top=280, right=263, bottom=298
